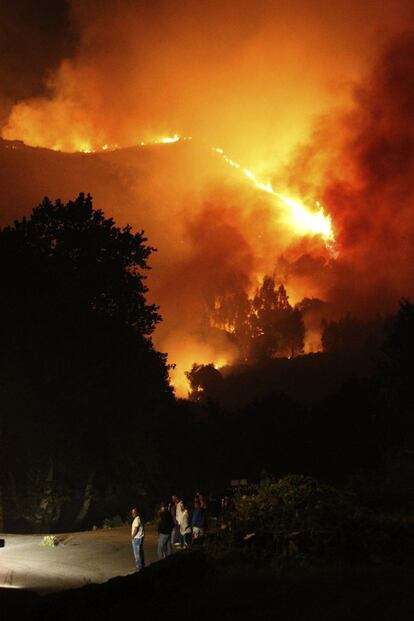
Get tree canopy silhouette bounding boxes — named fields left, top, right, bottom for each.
left=211, top=277, right=305, bottom=362
left=0, top=193, right=172, bottom=531
left=384, top=298, right=414, bottom=372
left=0, top=192, right=160, bottom=333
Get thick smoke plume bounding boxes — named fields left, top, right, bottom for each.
left=0, top=0, right=74, bottom=126
left=3, top=0, right=411, bottom=164
left=282, top=30, right=414, bottom=316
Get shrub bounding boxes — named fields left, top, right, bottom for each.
left=42, top=535, right=59, bottom=547
left=102, top=515, right=125, bottom=529
left=205, top=475, right=414, bottom=566
left=229, top=475, right=349, bottom=534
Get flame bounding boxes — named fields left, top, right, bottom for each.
left=39, top=141, right=121, bottom=154
left=31, top=132, right=336, bottom=251
left=139, top=134, right=180, bottom=146
left=31, top=133, right=189, bottom=153
left=304, top=329, right=323, bottom=353
left=138, top=135, right=192, bottom=147
left=165, top=332, right=236, bottom=398
left=79, top=143, right=93, bottom=153
left=160, top=134, right=180, bottom=144
left=213, top=358, right=228, bottom=369
left=0, top=122, right=334, bottom=250
left=214, top=147, right=335, bottom=247
left=0, top=126, right=336, bottom=394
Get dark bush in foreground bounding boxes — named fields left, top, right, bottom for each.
left=205, top=475, right=414, bottom=566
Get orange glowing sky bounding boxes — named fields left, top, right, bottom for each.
left=2, top=1, right=412, bottom=164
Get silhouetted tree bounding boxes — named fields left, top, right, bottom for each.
left=322, top=313, right=384, bottom=355
left=210, top=279, right=305, bottom=362
left=384, top=298, right=414, bottom=372
left=249, top=278, right=304, bottom=359
left=186, top=363, right=224, bottom=403
left=0, top=194, right=172, bottom=530
left=210, top=291, right=251, bottom=360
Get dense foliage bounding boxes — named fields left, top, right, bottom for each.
left=210, top=277, right=305, bottom=363
left=229, top=475, right=347, bottom=534
left=1, top=195, right=414, bottom=537
left=0, top=194, right=172, bottom=531
left=207, top=476, right=414, bottom=565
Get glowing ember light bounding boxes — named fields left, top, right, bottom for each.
left=73, top=134, right=335, bottom=247
left=138, top=135, right=180, bottom=147
left=45, top=141, right=120, bottom=153
left=160, top=134, right=180, bottom=144
left=213, top=358, right=228, bottom=369
left=276, top=194, right=333, bottom=239
left=6, top=120, right=334, bottom=246
left=214, top=147, right=335, bottom=245
left=138, top=135, right=193, bottom=148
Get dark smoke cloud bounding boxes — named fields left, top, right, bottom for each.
left=285, top=30, right=414, bottom=316
left=2, top=0, right=413, bottom=163
left=0, top=0, right=75, bottom=124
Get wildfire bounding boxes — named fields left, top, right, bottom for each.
left=32, top=134, right=191, bottom=153
left=160, top=134, right=180, bottom=144
left=139, top=135, right=192, bottom=147
left=1, top=127, right=337, bottom=393
left=67, top=133, right=336, bottom=251
left=163, top=330, right=236, bottom=398
left=214, top=147, right=335, bottom=246
left=0, top=123, right=334, bottom=249
left=213, top=358, right=228, bottom=370
left=135, top=135, right=336, bottom=246
left=46, top=141, right=120, bottom=153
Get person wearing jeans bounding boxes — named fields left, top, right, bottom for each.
left=170, top=495, right=180, bottom=546
left=131, top=506, right=145, bottom=571
left=157, top=501, right=174, bottom=560
left=179, top=501, right=192, bottom=548
left=191, top=499, right=207, bottom=539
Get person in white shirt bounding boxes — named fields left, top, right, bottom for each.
left=175, top=498, right=184, bottom=526
left=178, top=501, right=192, bottom=548
left=131, top=506, right=145, bottom=571
left=173, top=497, right=184, bottom=547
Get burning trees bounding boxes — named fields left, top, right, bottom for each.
left=211, top=277, right=305, bottom=363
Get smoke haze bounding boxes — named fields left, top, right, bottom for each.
left=283, top=30, right=414, bottom=315
left=3, top=0, right=412, bottom=164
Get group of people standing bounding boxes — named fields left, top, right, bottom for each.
left=130, top=493, right=208, bottom=571
left=158, top=493, right=208, bottom=560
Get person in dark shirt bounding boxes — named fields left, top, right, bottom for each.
left=191, top=499, right=207, bottom=539
left=157, top=501, right=175, bottom=560
left=170, top=495, right=181, bottom=546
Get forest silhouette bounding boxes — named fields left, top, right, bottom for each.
left=1, top=194, right=414, bottom=532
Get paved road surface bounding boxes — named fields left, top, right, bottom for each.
left=0, top=525, right=159, bottom=593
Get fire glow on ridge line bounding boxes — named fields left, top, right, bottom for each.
left=139, top=134, right=335, bottom=247
left=59, top=132, right=335, bottom=247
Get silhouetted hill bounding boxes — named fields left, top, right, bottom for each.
left=195, top=350, right=379, bottom=409
left=0, top=137, right=204, bottom=228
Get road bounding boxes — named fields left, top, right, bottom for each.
left=0, top=525, right=159, bottom=593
